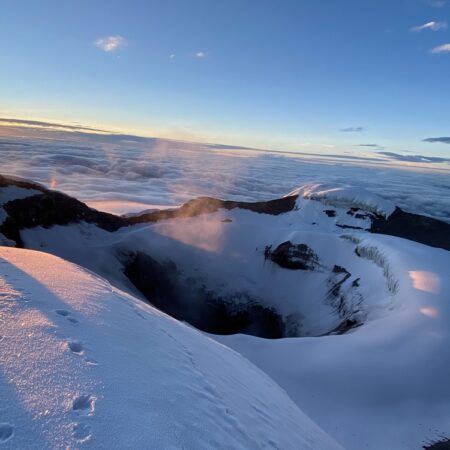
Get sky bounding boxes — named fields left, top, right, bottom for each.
left=1, top=0, right=449, bottom=157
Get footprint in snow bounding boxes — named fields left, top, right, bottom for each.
left=84, top=357, right=98, bottom=366
left=0, top=423, right=14, bottom=443
left=66, top=337, right=98, bottom=366
left=72, top=395, right=96, bottom=416
left=68, top=341, right=84, bottom=355
left=56, top=309, right=79, bottom=324
left=72, top=422, right=91, bottom=443
left=133, top=308, right=147, bottom=320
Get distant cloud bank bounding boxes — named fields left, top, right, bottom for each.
left=94, top=35, right=126, bottom=52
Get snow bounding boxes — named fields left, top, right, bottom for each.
left=0, top=247, right=342, bottom=449
left=21, top=204, right=393, bottom=337
left=136, top=210, right=395, bottom=329
left=3, top=178, right=450, bottom=449
left=213, top=235, right=450, bottom=450
left=287, top=183, right=396, bottom=218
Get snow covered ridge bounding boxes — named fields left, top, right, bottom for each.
left=286, top=183, right=396, bottom=218
left=0, top=247, right=342, bottom=449
left=0, top=174, right=449, bottom=251
left=1, top=174, right=450, bottom=449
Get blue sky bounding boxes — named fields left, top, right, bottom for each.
left=1, top=0, right=449, bottom=157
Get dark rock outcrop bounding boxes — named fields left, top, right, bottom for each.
left=1, top=190, right=127, bottom=246
left=371, top=207, right=450, bottom=251
left=264, top=241, right=321, bottom=271
left=423, top=438, right=450, bottom=450
left=325, top=319, right=361, bottom=335
left=125, top=195, right=298, bottom=225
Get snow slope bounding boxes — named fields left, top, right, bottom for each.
left=214, top=235, right=450, bottom=450
left=2, top=177, right=450, bottom=449
left=0, top=247, right=342, bottom=450
left=17, top=184, right=450, bottom=449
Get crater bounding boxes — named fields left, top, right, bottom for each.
left=122, top=250, right=361, bottom=340
left=123, top=252, right=285, bottom=339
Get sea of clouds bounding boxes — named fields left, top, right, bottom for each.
left=1, top=132, right=449, bottom=222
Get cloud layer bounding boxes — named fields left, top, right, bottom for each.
left=0, top=130, right=448, bottom=223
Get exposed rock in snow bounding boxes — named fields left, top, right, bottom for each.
left=264, top=241, right=322, bottom=271
left=423, top=438, right=450, bottom=450
left=370, top=207, right=450, bottom=251
left=0, top=178, right=42, bottom=244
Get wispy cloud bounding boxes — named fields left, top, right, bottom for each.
left=429, top=0, right=446, bottom=7
left=411, top=21, right=447, bottom=32
left=0, top=117, right=109, bottom=133
left=358, top=144, right=380, bottom=147
left=423, top=136, right=450, bottom=144
left=195, top=51, right=206, bottom=58
left=431, top=43, right=450, bottom=53
left=378, top=151, right=450, bottom=163
left=340, top=126, right=365, bottom=132
left=94, top=35, right=126, bottom=52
